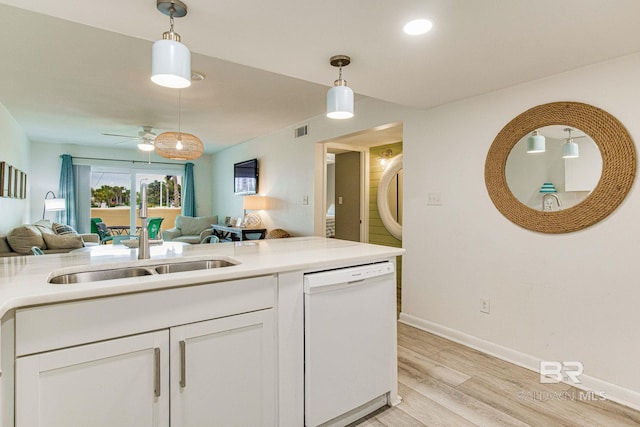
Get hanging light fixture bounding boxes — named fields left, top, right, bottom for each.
left=526, top=130, right=546, bottom=153
left=151, top=0, right=191, bottom=89
left=327, top=55, right=354, bottom=119
left=137, top=140, right=155, bottom=151
left=155, top=90, right=203, bottom=160
left=562, top=128, right=580, bottom=159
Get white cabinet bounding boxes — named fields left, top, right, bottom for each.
left=14, top=276, right=276, bottom=427
left=16, top=309, right=274, bottom=427
left=170, top=310, right=275, bottom=426
left=16, top=330, right=170, bottom=427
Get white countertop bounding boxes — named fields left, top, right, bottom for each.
left=0, top=237, right=404, bottom=317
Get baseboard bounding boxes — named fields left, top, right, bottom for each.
left=398, top=312, right=640, bottom=411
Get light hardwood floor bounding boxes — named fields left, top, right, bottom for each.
left=350, top=323, right=640, bottom=426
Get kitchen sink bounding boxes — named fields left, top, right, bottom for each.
left=49, top=267, right=154, bottom=284
left=48, top=258, right=238, bottom=284
left=154, top=259, right=236, bottom=274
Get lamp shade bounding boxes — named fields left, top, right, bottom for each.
left=243, top=195, right=268, bottom=210
left=562, top=141, right=579, bottom=158
left=151, top=39, right=192, bottom=89
left=327, top=85, right=354, bottom=119
left=526, top=131, right=545, bottom=153
left=44, top=197, right=66, bottom=211
left=154, top=132, right=203, bottom=160
left=539, top=182, right=557, bottom=193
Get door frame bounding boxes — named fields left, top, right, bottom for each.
left=314, top=142, right=369, bottom=243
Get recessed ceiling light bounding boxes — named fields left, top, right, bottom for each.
left=403, top=19, right=433, bottom=36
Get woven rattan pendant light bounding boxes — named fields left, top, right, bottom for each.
left=155, top=90, right=203, bottom=160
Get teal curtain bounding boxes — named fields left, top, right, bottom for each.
left=183, top=162, right=196, bottom=217
left=57, top=154, right=77, bottom=228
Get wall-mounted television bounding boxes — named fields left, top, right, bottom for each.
left=234, top=158, right=259, bottom=195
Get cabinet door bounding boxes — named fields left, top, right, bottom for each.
left=16, top=330, right=169, bottom=427
left=170, top=309, right=275, bottom=427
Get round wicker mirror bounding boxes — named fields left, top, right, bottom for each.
left=485, top=101, right=636, bottom=233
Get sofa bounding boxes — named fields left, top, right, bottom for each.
left=0, top=220, right=99, bottom=257
left=162, top=215, right=218, bottom=244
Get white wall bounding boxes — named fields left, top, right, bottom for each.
left=401, top=53, right=640, bottom=408
left=0, top=103, right=31, bottom=233
left=210, top=98, right=408, bottom=236
left=29, top=141, right=214, bottom=226
left=212, top=52, right=640, bottom=408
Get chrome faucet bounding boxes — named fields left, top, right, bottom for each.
left=138, top=183, right=149, bottom=259
left=542, top=193, right=562, bottom=211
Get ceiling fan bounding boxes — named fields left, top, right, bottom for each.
left=102, top=126, right=157, bottom=151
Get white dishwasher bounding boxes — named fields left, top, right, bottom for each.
left=304, top=261, right=396, bottom=427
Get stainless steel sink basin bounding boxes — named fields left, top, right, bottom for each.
left=154, top=259, right=237, bottom=274
left=49, top=267, right=154, bottom=284
left=48, top=259, right=238, bottom=284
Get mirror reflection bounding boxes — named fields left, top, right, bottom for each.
left=387, top=170, right=403, bottom=225
left=505, top=125, right=602, bottom=211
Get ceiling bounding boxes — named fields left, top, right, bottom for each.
left=1, top=0, right=639, bottom=154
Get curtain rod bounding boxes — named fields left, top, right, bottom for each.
left=67, top=156, right=185, bottom=166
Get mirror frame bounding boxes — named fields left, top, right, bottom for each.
left=377, top=153, right=402, bottom=240
left=485, top=101, right=636, bottom=233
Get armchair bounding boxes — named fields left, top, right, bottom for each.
left=162, top=215, right=218, bottom=244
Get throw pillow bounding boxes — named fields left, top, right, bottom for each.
left=6, top=225, right=44, bottom=255
left=42, top=233, right=84, bottom=250
left=53, top=223, right=78, bottom=235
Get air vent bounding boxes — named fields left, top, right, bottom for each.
left=294, top=124, right=308, bottom=138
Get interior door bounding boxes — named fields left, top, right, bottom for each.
left=334, top=151, right=361, bottom=242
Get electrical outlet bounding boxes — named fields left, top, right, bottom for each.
left=480, top=298, right=490, bottom=314
left=427, top=192, right=443, bottom=206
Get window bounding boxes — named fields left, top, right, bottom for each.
left=89, top=167, right=183, bottom=236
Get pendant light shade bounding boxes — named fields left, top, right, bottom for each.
left=155, top=132, right=203, bottom=160
left=562, top=140, right=579, bottom=158
left=562, top=128, right=580, bottom=158
left=152, top=38, right=191, bottom=89
left=151, top=0, right=192, bottom=89
left=526, top=130, right=545, bottom=153
left=155, top=90, right=203, bottom=160
left=327, top=55, right=354, bottom=119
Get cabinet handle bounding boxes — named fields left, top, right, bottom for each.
left=179, top=340, right=186, bottom=388
left=154, top=347, right=161, bottom=397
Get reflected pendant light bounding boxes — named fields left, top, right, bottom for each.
left=562, top=128, right=580, bottom=158
left=327, top=55, right=354, bottom=119
left=526, top=130, right=545, bottom=153
left=155, top=90, right=203, bottom=160
left=151, top=0, right=191, bottom=89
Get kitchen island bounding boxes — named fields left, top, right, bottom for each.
left=0, top=237, right=404, bottom=427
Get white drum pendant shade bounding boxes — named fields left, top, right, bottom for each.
left=563, top=141, right=579, bottom=158
left=526, top=131, right=545, bottom=153
left=152, top=39, right=191, bottom=89
left=327, top=85, right=354, bottom=119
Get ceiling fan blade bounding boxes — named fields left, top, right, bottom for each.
left=102, top=132, right=138, bottom=138
left=115, top=138, right=138, bottom=144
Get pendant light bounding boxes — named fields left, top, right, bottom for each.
left=152, top=0, right=191, bottom=89
left=327, top=55, right=354, bottom=119
left=526, top=130, right=545, bottom=153
left=562, top=128, right=580, bottom=159
left=155, top=90, right=204, bottom=160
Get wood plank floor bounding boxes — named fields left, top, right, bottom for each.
left=350, top=323, right=640, bottom=426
